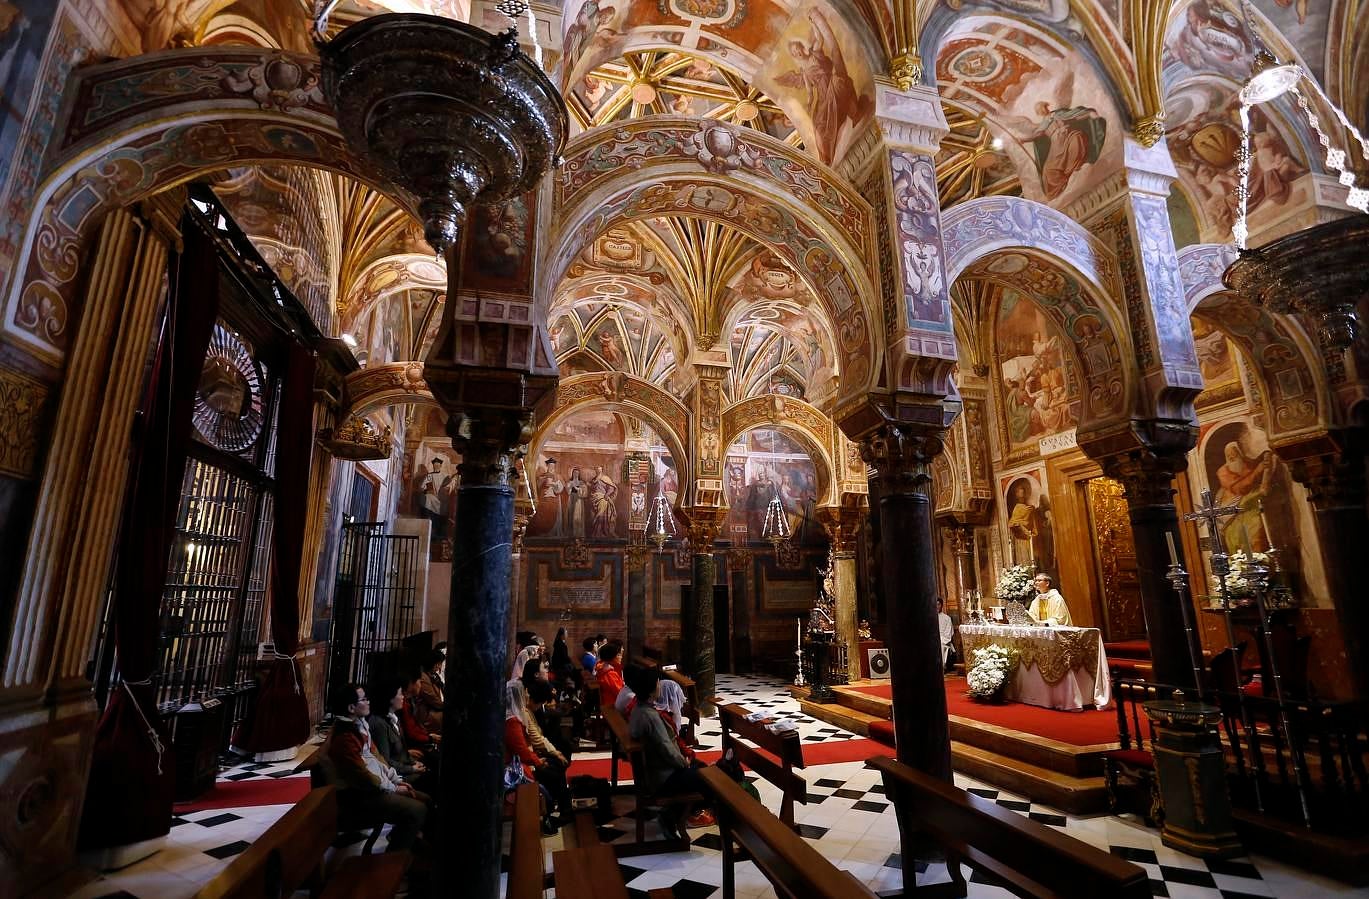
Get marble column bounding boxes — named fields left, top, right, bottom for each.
left=687, top=513, right=722, bottom=715
left=726, top=549, right=753, bottom=673
left=862, top=423, right=953, bottom=781
left=1091, top=428, right=1203, bottom=690
left=1286, top=434, right=1369, bottom=700
left=625, top=543, right=650, bottom=662
left=440, top=408, right=531, bottom=899
left=946, top=523, right=977, bottom=608
left=817, top=505, right=863, bottom=683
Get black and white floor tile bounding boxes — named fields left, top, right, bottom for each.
left=71, top=676, right=1367, bottom=899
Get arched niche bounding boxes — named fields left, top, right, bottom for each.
left=718, top=394, right=836, bottom=508
left=1178, top=243, right=1331, bottom=441
left=530, top=372, right=693, bottom=507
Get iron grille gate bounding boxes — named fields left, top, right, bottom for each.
left=326, top=521, right=420, bottom=714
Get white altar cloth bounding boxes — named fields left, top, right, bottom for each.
left=960, top=624, right=1111, bottom=711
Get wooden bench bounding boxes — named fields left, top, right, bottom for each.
left=194, top=785, right=408, bottom=899
left=870, top=755, right=1150, bottom=898
left=601, top=704, right=696, bottom=856
left=506, top=782, right=547, bottom=899
left=295, top=743, right=386, bottom=855
left=700, top=766, right=877, bottom=899
left=715, top=702, right=807, bottom=830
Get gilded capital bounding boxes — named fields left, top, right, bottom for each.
left=1132, top=111, right=1166, bottom=148
left=890, top=53, right=922, bottom=91
left=447, top=408, right=534, bottom=488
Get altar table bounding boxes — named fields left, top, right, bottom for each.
left=960, top=624, right=1111, bottom=711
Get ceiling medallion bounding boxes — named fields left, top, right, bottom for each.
left=320, top=14, right=568, bottom=255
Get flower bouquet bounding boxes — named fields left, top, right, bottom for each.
left=994, top=565, right=1036, bottom=604
left=1206, top=550, right=1297, bottom=610
left=966, top=643, right=1017, bottom=702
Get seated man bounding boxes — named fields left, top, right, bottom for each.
left=624, top=666, right=712, bottom=837
left=1029, top=574, right=1073, bottom=626
left=325, top=684, right=427, bottom=853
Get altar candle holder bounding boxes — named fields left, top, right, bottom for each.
left=1164, top=532, right=1208, bottom=701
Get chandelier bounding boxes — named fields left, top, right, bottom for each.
left=761, top=482, right=790, bottom=546
left=646, top=488, right=676, bottom=550
left=1231, top=1, right=1368, bottom=250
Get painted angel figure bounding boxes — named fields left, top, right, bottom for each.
left=773, top=10, right=873, bottom=164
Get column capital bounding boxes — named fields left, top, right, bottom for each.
left=874, top=81, right=949, bottom=155
left=685, top=506, right=725, bottom=552
left=815, top=505, right=862, bottom=557
left=859, top=420, right=950, bottom=497
left=446, top=407, right=534, bottom=488
left=1120, top=135, right=1178, bottom=198
left=1081, top=419, right=1196, bottom=508
left=624, top=541, right=653, bottom=567
left=1279, top=430, right=1369, bottom=511
left=725, top=547, right=753, bottom=572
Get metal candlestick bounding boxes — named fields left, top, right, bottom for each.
left=793, top=616, right=806, bottom=688
left=1164, top=535, right=1209, bottom=699
left=1185, top=489, right=1262, bottom=811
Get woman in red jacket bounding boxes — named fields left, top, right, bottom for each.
left=505, top=679, right=568, bottom=833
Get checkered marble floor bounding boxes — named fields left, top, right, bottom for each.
left=71, top=675, right=1369, bottom=899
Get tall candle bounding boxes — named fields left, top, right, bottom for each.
left=1165, top=531, right=1179, bottom=566
left=1258, top=500, right=1274, bottom=552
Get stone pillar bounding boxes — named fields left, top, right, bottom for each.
left=686, top=511, right=723, bottom=714
left=726, top=549, right=752, bottom=673
left=439, top=408, right=532, bottom=899
left=1086, top=426, right=1203, bottom=690
left=1284, top=433, right=1369, bottom=700
left=817, top=504, right=863, bottom=683
left=862, top=422, right=955, bottom=780
left=624, top=543, right=651, bottom=662
left=946, top=523, right=977, bottom=606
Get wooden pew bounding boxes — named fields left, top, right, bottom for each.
left=195, top=785, right=408, bottom=899
left=699, top=766, right=877, bottom=899
left=870, top=755, right=1150, bottom=899
left=715, top=702, right=807, bottom=830
left=601, top=703, right=695, bottom=856
left=295, top=743, right=386, bottom=854
left=506, top=782, right=546, bottom=899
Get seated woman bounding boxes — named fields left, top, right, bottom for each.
left=624, top=667, right=713, bottom=837
left=414, top=650, right=446, bottom=734
left=325, top=684, right=428, bottom=853
left=366, top=678, right=430, bottom=786
left=504, top=679, right=569, bottom=833
left=595, top=642, right=626, bottom=708
left=525, top=678, right=574, bottom=763
left=653, top=678, right=695, bottom=761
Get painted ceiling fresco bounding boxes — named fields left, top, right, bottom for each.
left=561, top=0, right=875, bottom=165
left=931, top=17, right=1123, bottom=209
left=569, top=50, right=800, bottom=147
left=551, top=301, right=683, bottom=394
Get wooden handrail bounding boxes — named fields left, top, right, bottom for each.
left=701, top=766, right=877, bottom=899
left=716, top=702, right=806, bottom=829
left=870, top=756, right=1149, bottom=899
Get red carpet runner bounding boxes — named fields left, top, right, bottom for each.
left=855, top=678, right=1116, bottom=747
left=566, top=737, right=884, bottom=781
left=174, top=775, right=311, bottom=814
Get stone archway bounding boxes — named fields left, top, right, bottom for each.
left=340, top=255, right=447, bottom=331
left=718, top=394, right=837, bottom=508
left=1178, top=243, right=1332, bottom=440
left=345, top=361, right=439, bottom=417
left=548, top=118, right=882, bottom=397
left=4, top=47, right=413, bottom=364
left=530, top=372, right=693, bottom=505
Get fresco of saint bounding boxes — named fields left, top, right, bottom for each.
left=773, top=10, right=873, bottom=164
left=588, top=466, right=618, bottom=537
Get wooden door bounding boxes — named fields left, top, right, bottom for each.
left=1085, top=477, right=1146, bottom=641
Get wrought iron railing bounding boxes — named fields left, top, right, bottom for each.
left=326, top=521, right=420, bottom=713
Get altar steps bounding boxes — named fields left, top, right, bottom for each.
left=790, top=684, right=1112, bottom=815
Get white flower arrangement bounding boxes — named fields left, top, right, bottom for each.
left=966, top=643, right=1018, bottom=700
left=1208, top=550, right=1270, bottom=600
left=994, top=565, right=1036, bottom=604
